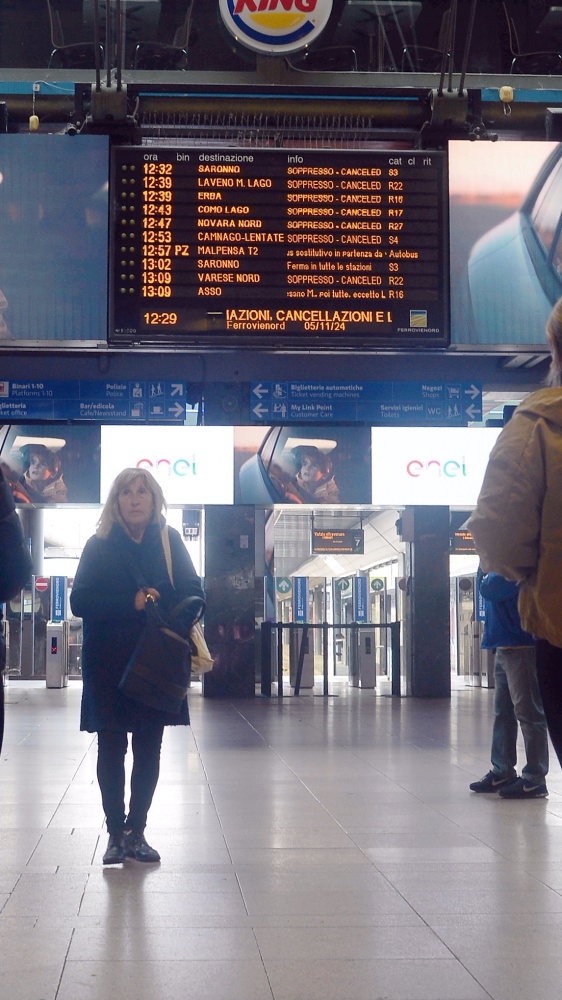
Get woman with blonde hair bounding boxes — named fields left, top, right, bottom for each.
left=71, top=468, right=205, bottom=864
left=469, top=295, right=562, bottom=777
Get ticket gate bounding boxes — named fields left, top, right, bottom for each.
left=465, top=622, right=495, bottom=689
left=289, top=628, right=314, bottom=689
left=348, top=627, right=377, bottom=688
left=46, top=621, right=69, bottom=688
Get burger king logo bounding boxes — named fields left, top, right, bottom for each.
left=219, top=0, right=333, bottom=55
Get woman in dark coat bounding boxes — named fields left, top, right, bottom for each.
left=70, top=467, right=204, bottom=865
left=0, top=467, right=33, bottom=753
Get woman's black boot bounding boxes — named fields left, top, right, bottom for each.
left=102, top=832, right=125, bottom=864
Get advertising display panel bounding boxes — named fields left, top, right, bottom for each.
left=110, top=146, right=449, bottom=348
left=371, top=427, right=501, bottom=506
left=449, top=139, right=560, bottom=349
left=235, top=424, right=372, bottom=504
left=0, top=423, right=101, bottom=504
left=100, top=426, right=234, bottom=504
left=0, top=135, right=109, bottom=345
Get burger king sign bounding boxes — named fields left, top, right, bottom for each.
left=219, top=0, right=334, bottom=55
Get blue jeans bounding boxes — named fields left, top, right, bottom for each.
left=491, top=646, right=549, bottom=783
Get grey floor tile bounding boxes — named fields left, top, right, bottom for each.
left=4, top=681, right=562, bottom=1000
left=254, top=924, right=452, bottom=960
left=263, top=957, right=490, bottom=1000
left=57, top=960, right=274, bottom=1000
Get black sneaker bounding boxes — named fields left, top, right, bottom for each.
left=498, top=777, right=548, bottom=799
left=102, top=833, right=125, bottom=864
left=124, top=830, right=161, bottom=863
left=469, top=771, right=516, bottom=793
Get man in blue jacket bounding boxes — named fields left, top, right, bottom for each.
left=469, top=569, right=549, bottom=799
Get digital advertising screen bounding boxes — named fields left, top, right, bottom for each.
left=449, top=139, right=560, bottom=349
left=235, top=425, right=372, bottom=505
left=100, top=426, right=234, bottom=505
left=371, top=427, right=501, bottom=507
left=0, top=423, right=101, bottom=505
left=0, top=134, right=109, bottom=345
left=110, top=147, right=449, bottom=349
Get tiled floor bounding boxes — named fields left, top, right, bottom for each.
left=3, top=679, right=562, bottom=1000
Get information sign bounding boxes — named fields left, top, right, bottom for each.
left=251, top=381, right=481, bottom=425
left=312, top=529, right=364, bottom=554
left=0, top=380, right=190, bottom=422
left=353, top=577, right=368, bottom=623
left=110, top=147, right=448, bottom=348
left=294, top=577, right=308, bottom=622
left=50, top=576, right=66, bottom=622
left=450, top=529, right=476, bottom=555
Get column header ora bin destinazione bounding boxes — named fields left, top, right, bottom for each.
left=109, top=147, right=449, bottom=350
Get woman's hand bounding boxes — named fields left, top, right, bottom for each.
left=134, top=587, right=161, bottom=610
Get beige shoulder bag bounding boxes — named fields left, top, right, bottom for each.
left=161, top=526, right=214, bottom=675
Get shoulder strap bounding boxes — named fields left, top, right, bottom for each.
left=161, top=525, right=175, bottom=588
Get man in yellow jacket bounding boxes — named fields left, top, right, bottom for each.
left=468, top=295, right=562, bottom=771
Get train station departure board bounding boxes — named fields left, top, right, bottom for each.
left=110, top=147, right=449, bottom=348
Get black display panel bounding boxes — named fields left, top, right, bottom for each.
left=110, top=147, right=449, bottom=349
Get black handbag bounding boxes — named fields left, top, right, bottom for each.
left=119, top=594, right=191, bottom=715
left=119, top=542, right=193, bottom=715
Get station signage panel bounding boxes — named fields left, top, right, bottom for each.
left=293, top=577, right=308, bottom=622
left=450, top=529, right=476, bottom=554
left=0, top=380, right=190, bottom=423
left=353, top=577, right=368, bottom=623
left=100, top=426, right=234, bottom=504
left=371, top=427, right=501, bottom=507
left=110, top=147, right=448, bottom=349
left=312, top=529, right=364, bottom=554
left=251, top=381, right=481, bottom=425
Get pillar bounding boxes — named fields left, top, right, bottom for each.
left=202, top=506, right=256, bottom=698
left=403, top=505, right=450, bottom=698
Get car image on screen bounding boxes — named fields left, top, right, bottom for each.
left=236, top=426, right=372, bottom=506
left=467, top=142, right=562, bottom=345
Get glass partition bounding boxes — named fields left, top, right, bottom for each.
left=0, top=1, right=555, bottom=79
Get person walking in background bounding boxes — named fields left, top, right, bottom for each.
left=0, top=466, right=32, bottom=753
left=469, top=569, right=548, bottom=798
left=70, top=468, right=205, bottom=865
left=469, top=294, right=562, bottom=776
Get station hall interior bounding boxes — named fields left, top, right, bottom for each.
left=4, top=1, right=562, bottom=999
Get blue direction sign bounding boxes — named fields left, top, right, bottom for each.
left=0, top=380, right=189, bottom=422
left=251, top=382, right=482, bottom=426
left=353, top=577, right=369, bottom=623
left=294, top=578, right=308, bottom=623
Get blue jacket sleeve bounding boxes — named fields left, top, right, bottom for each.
left=479, top=572, right=518, bottom=603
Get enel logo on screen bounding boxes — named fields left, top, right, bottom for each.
left=136, top=458, right=196, bottom=476
left=406, top=458, right=467, bottom=478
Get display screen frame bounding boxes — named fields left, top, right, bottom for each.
left=448, top=138, right=561, bottom=354
left=109, top=145, right=450, bottom=351
left=0, top=133, right=110, bottom=349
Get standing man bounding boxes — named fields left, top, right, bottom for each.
left=0, top=466, right=32, bottom=753
left=469, top=569, right=549, bottom=799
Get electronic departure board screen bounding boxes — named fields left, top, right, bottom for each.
left=110, top=147, right=449, bottom=349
